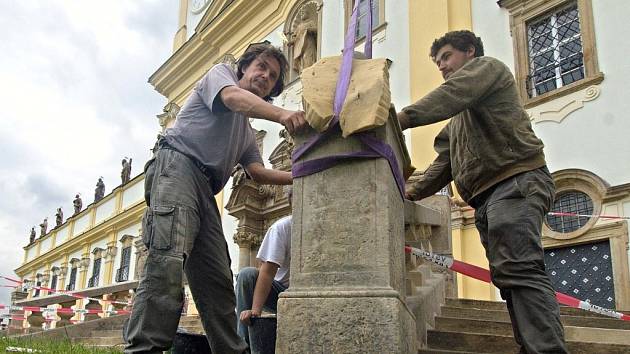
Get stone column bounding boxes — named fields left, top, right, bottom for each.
left=233, top=230, right=255, bottom=270
left=40, top=272, right=50, bottom=296
left=276, top=113, right=417, bottom=353
left=103, top=242, right=118, bottom=285
left=133, top=238, right=148, bottom=281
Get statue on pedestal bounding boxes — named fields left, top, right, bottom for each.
left=73, top=194, right=82, bottom=215
left=121, top=157, right=132, bottom=184
left=55, top=207, right=63, bottom=227
left=29, top=227, right=36, bottom=244
left=39, top=218, right=48, bottom=236
left=94, top=177, right=105, bottom=202
left=291, top=10, right=318, bottom=75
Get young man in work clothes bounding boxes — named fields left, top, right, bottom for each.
left=124, top=43, right=306, bottom=354
left=398, top=31, right=568, bottom=354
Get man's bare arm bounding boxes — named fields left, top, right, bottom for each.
left=239, top=261, right=280, bottom=326
left=220, top=86, right=307, bottom=134
left=245, top=162, right=292, bottom=185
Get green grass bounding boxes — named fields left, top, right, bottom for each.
left=0, top=336, right=122, bottom=353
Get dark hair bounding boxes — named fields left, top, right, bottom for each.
left=430, top=30, right=484, bottom=59
left=237, top=43, right=289, bottom=101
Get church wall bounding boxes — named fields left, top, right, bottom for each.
left=73, top=212, right=91, bottom=236
left=472, top=1, right=630, bottom=186
left=121, top=179, right=144, bottom=210
left=55, top=224, right=69, bottom=243
left=458, top=0, right=630, bottom=303
left=94, top=196, right=116, bottom=225
left=40, top=235, right=53, bottom=254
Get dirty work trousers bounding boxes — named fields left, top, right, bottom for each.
left=471, top=167, right=568, bottom=354
left=124, top=148, right=247, bottom=354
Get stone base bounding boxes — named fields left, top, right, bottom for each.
left=276, top=294, right=416, bottom=354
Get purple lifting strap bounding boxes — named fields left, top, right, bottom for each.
left=291, top=0, right=405, bottom=198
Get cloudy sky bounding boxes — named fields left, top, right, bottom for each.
left=0, top=1, right=178, bottom=310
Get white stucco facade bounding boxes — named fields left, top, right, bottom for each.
left=220, top=1, right=415, bottom=276
left=471, top=0, right=630, bottom=186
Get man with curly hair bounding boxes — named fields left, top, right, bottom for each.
left=398, top=30, right=567, bottom=354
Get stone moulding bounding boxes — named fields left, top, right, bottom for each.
left=527, top=84, right=601, bottom=124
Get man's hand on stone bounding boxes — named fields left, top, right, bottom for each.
left=239, top=309, right=261, bottom=326
left=279, top=110, right=307, bottom=135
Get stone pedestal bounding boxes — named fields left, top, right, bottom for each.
left=8, top=290, right=27, bottom=334
left=276, top=112, right=416, bottom=353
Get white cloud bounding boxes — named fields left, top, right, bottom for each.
left=0, top=1, right=178, bottom=311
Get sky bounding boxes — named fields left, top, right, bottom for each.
left=0, top=1, right=179, bottom=311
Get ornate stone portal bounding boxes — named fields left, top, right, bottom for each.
left=225, top=131, right=294, bottom=271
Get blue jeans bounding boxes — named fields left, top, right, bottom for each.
left=235, top=267, right=287, bottom=347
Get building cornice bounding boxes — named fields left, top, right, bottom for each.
left=14, top=202, right=145, bottom=277
left=148, top=0, right=294, bottom=105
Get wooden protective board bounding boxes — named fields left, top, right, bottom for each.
left=301, top=56, right=391, bottom=137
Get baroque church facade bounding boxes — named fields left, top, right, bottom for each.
left=10, top=0, right=630, bottom=331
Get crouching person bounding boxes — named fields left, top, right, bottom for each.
left=236, top=208, right=291, bottom=352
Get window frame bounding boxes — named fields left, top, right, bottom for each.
left=501, top=0, right=602, bottom=108
left=67, top=267, right=77, bottom=291
left=344, top=0, right=387, bottom=44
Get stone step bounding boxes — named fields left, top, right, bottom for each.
left=445, top=298, right=630, bottom=318
left=178, top=316, right=201, bottom=325
left=418, top=349, right=480, bottom=354
left=92, top=329, right=123, bottom=338
left=72, top=336, right=126, bottom=346
left=440, top=306, right=630, bottom=330
left=178, top=326, right=205, bottom=335
left=435, top=316, right=630, bottom=345
left=427, top=330, right=630, bottom=354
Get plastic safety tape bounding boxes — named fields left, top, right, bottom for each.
left=404, top=245, right=630, bottom=321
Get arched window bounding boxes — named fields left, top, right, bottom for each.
left=67, top=259, right=80, bottom=291
left=88, top=248, right=105, bottom=288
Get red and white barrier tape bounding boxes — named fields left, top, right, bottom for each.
left=547, top=212, right=630, bottom=220
left=404, top=245, right=630, bottom=321
left=0, top=304, right=129, bottom=316
left=0, top=275, right=129, bottom=306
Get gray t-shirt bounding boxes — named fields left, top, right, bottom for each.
left=164, top=64, right=263, bottom=194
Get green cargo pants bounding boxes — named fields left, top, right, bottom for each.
left=124, top=148, right=247, bottom=354
left=472, top=167, right=568, bottom=354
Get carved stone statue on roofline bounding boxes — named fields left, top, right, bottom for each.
left=55, top=207, right=63, bottom=227
left=73, top=194, right=82, bottom=215
left=121, top=157, right=132, bottom=184
left=29, top=227, right=36, bottom=244
left=39, top=218, right=48, bottom=236
left=94, top=177, right=105, bottom=202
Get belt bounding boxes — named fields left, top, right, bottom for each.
left=158, top=139, right=215, bottom=182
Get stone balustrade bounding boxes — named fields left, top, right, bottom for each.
left=403, top=195, right=453, bottom=347
left=8, top=280, right=137, bottom=334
